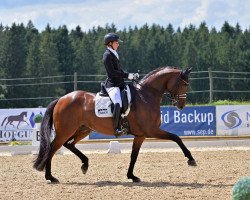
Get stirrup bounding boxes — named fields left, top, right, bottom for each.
left=115, top=128, right=123, bottom=137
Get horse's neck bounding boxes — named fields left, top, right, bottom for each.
left=21, top=112, right=26, bottom=117
left=141, top=72, right=169, bottom=94
left=139, top=69, right=180, bottom=100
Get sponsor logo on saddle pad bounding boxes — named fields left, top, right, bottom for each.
left=98, top=108, right=109, bottom=115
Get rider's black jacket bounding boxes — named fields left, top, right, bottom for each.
left=103, top=49, right=129, bottom=88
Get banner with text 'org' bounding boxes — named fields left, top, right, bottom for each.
left=0, top=108, right=45, bottom=141
left=160, top=106, right=216, bottom=136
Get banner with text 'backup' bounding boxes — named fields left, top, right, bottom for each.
left=160, top=106, right=216, bottom=136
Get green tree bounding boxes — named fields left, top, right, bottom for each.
left=1, top=23, right=28, bottom=107
left=182, top=40, right=198, bottom=69
left=76, top=34, right=98, bottom=92
left=25, top=21, right=40, bottom=77
left=54, top=25, right=74, bottom=93
left=38, top=24, right=65, bottom=105
left=0, top=24, right=7, bottom=101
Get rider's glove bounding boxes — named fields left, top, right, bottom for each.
left=133, top=73, right=139, bottom=80
left=128, top=73, right=139, bottom=80
left=128, top=73, right=134, bottom=80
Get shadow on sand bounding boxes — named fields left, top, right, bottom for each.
left=63, top=181, right=233, bottom=188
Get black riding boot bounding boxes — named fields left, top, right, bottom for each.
left=113, top=103, right=123, bottom=137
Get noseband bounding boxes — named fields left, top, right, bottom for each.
left=168, top=73, right=189, bottom=104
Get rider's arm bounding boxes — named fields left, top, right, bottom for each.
left=103, top=53, right=129, bottom=78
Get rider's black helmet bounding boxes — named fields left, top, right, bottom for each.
left=104, top=33, right=123, bottom=45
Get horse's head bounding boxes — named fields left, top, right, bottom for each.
left=139, top=66, right=192, bottom=110
left=21, top=111, right=28, bottom=117
left=168, top=67, right=192, bottom=110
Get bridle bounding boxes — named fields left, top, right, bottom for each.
left=134, top=68, right=191, bottom=105
left=167, top=72, right=189, bottom=105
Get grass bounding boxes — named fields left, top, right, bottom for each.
left=187, top=100, right=250, bottom=106
left=9, top=141, right=31, bottom=146
left=211, top=100, right=250, bottom=105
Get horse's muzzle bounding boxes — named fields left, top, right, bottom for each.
left=174, top=101, right=185, bottom=110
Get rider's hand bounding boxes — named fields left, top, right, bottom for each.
left=128, top=73, right=139, bottom=80
left=128, top=73, right=134, bottom=80
left=133, top=73, right=139, bottom=80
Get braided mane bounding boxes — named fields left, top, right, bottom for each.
left=140, top=66, right=179, bottom=83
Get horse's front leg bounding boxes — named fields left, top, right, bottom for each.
left=127, top=136, right=145, bottom=182
left=6, top=121, right=15, bottom=128
left=151, top=129, right=197, bottom=166
left=17, top=121, right=21, bottom=129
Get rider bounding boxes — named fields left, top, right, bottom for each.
left=103, top=32, right=139, bottom=136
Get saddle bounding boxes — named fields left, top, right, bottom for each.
left=95, top=83, right=134, bottom=118
left=95, top=83, right=135, bottom=136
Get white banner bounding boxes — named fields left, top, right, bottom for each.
left=216, top=105, right=250, bottom=136
left=0, top=108, right=45, bottom=141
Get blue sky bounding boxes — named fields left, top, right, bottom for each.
left=0, top=0, right=249, bottom=32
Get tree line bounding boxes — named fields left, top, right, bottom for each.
left=0, top=21, right=249, bottom=108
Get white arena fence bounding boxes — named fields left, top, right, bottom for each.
left=0, top=69, right=249, bottom=105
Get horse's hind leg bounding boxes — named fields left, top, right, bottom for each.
left=150, top=129, right=197, bottom=166
left=63, top=126, right=92, bottom=174
left=45, top=135, right=70, bottom=183
left=5, top=121, right=13, bottom=129
left=45, top=140, right=60, bottom=183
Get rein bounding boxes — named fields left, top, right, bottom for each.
left=133, top=79, right=163, bottom=98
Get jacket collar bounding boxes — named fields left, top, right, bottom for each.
left=107, top=47, right=119, bottom=60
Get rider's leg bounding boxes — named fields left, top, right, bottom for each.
left=106, top=87, right=123, bottom=136
left=113, top=103, right=122, bottom=134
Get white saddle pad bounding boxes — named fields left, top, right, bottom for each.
left=94, top=85, right=132, bottom=118
left=95, top=94, right=113, bottom=117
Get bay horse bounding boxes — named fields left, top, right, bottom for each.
left=33, top=66, right=197, bottom=183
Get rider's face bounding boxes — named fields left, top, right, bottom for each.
left=112, top=41, right=119, bottom=50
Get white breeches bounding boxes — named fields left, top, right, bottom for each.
left=106, top=87, right=122, bottom=107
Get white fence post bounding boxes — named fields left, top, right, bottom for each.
left=208, top=68, right=213, bottom=103
left=74, top=72, right=77, bottom=91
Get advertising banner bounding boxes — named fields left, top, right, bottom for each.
left=2, top=105, right=249, bottom=141
left=0, top=108, right=45, bottom=141
left=160, top=106, right=216, bottom=136
left=216, top=105, right=250, bottom=136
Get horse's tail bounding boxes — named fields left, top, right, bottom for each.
left=1, top=117, right=7, bottom=126
left=33, top=99, right=59, bottom=171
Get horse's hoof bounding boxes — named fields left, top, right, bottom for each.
left=81, top=164, right=88, bottom=174
left=133, top=178, right=141, bottom=183
left=188, top=159, right=197, bottom=166
left=128, top=174, right=141, bottom=183
left=46, top=177, right=60, bottom=184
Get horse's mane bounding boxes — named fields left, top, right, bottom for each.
left=140, top=66, right=179, bottom=83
